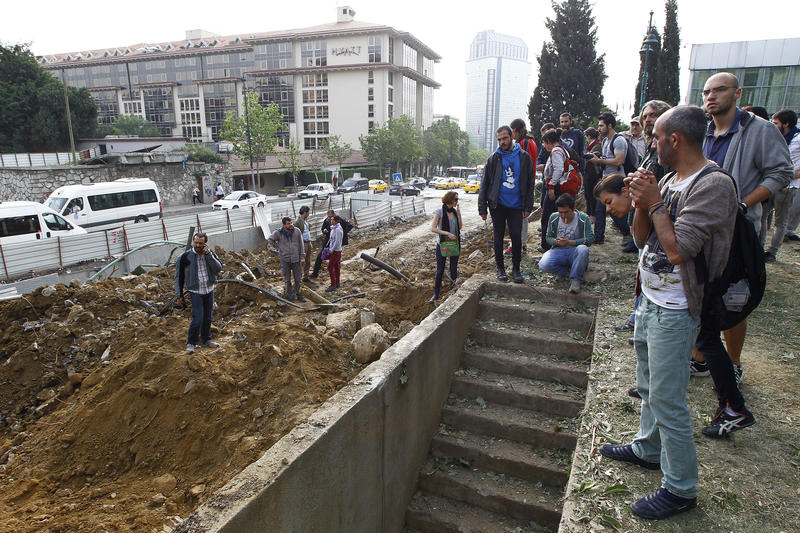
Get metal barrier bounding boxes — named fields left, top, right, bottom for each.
left=0, top=148, right=102, bottom=167
left=0, top=196, right=426, bottom=281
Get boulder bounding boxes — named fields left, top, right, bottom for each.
left=152, top=473, right=177, bottom=494
left=352, top=324, right=389, bottom=364
left=360, top=311, right=375, bottom=328
left=325, top=309, right=360, bottom=337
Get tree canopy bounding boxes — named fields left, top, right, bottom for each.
left=97, top=115, right=160, bottom=137
left=0, top=43, right=97, bottom=152
left=528, top=0, right=606, bottom=140
left=321, top=135, right=353, bottom=171
left=423, top=115, right=470, bottom=170
left=359, top=116, right=425, bottom=177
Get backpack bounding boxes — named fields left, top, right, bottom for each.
left=682, top=166, right=766, bottom=331
left=612, top=133, right=640, bottom=175
left=550, top=146, right=582, bottom=197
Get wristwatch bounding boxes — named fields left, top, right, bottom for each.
left=739, top=201, right=748, bottom=214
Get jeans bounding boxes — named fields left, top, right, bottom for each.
left=540, top=186, right=560, bottom=250
left=695, top=326, right=746, bottom=411
left=281, top=260, right=303, bottom=297
left=327, top=250, right=342, bottom=286
left=767, top=188, right=798, bottom=255
left=787, top=187, right=800, bottom=237
left=538, top=245, right=590, bottom=280
left=302, top=241, right=312, bottom=278
left=434, top=245, right=459, bottom=298
left=489, top=204, right=523, bottom=271
left=631, top=296, right=700, bottom=499
left=188, top=291, right=214, bottom=345
left=594, top=201, right=607, bottom=240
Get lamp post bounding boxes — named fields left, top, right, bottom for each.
left=638, top=11, right=660, bottom=112
left=241, top=78, right=256, bottom=191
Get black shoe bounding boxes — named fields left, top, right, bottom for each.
left=628, top=387, right=641, bottom=399
left=784, top=233, right=800, bottom=242
left=631, top=487, right=697, bottom=519
left=286, top=293, right=295, bottom=301
left=511, top=268, right=524, bottom=283
left=702, top=406, right=755, bottom=438
left=295, top=294, right=307, bottom=303
left=324, top=285, right=336, bottom=293
left=599, top=444, right=660, bottom=470
left=594, top=237, right=604, bottom=244
left=496, top=268, right=508, bottom=282
left=628, top=337, right=634, bottom=346
left=690, top=359, right=710, bottom=377
left=622, top=241, right=638, bottom=253
left=764, top=251, right=776, bottom=263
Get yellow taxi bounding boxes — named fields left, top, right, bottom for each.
left=463, top=179, right=480, bottom=193
left=453, top=177, right=467, bottom=188
left=368, top=179, right=388, bottom=192
left=434, top=177, right=452, bottom=190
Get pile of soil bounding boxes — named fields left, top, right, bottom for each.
left=0, top=216, right=488, bottom=533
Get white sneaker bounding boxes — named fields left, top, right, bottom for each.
left=186, top=343, right=196, bottom=354
left=203, top=340, right=219, bottom=348
left=569, top=279, right=582, bottom=294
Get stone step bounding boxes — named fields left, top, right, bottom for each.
left=478, top=298, right=594, bottom=335
left=469, top=323, right=592, bottom=362
left=405, top=491, right=543, bottom=533
left=417, top=458, right=563, bottom=528
left=463, top=346, right=588, bottom=388
left=431, top=426, right=570, bottom=488
left=441, top=398, right=578, bottom=451
left=451, top=368, right=585, bottom=418
left=482, top=281, right=599, bottom=309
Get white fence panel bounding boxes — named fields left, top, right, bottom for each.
left=198, top=211, right=230, bottom=236
left=229, top=209, right=255, bottom=232
left=1, top=239, right=62, bottom=278
left=163, top=214, right=201, bottom=242
left=105, top=229, right=127, bottom=255
left=60, top=232, right=110, bottom=265
left=123, top=221, right=168, bottom=249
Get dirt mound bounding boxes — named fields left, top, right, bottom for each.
left=0, top=216, right=471, bottom=532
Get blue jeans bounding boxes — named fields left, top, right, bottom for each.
left=538, top=245, right=589, bottom=280
left=632, top=296, right=701, bottom=499
left=188, top=291, right=214, bottom=345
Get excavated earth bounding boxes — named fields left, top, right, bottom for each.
left=0, top=216, right=490, bottom=533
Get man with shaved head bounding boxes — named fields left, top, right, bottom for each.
left=694, top=72, right=792, bottom=388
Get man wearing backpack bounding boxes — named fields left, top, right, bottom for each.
left=692, top=72, right=792, bottom=388
left=589, top=112, right=636, bottom=252
left=600, top=105, right=738, bottom=519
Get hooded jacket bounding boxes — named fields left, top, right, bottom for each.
left=268, top=226, right=305, bottom=263
left=478, top=143, right=534, bottom=216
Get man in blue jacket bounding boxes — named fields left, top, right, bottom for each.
left=478, top=125, right=535, bottom=283
left=175, top=232, right=224, bottom=354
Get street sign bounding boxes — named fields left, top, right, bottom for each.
left=392, top=172, right=402, bottom=184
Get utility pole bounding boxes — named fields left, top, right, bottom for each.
left=638, top=11, right=660, bottom=112
left=62, top=69, right=77, bottom=162
left=241, top=79, right=256, bottom=191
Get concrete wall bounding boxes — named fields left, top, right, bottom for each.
left=0, top=161, right=233, bottom=206
left=175, top=275, right=488, bottom=533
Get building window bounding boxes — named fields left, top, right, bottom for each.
left=389, top=37, right=394, bottom=65
left=369, top=121, right=375, bottom=132
left=368, top=70, right=374, bottom=84
left=302, top=72, right=328, bottom=87
left=368, top=88, right=374, bottom=101
left=403, top=43, right=417, bottom=69
left=255, top=42, right=293, bottom=70
left=301, top=40, right=327, bottom=67
left=388, top=71, right=394, bottom=85
left=368, top=36, right=381, bottom=63
left=388, top=87, right=393, bottom=102
left=368, top=104, right=374, bottom=118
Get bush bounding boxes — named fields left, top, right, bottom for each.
left=173, top=145, right=224, bottom=164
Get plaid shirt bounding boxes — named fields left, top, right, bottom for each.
left=192, top=249, right=213, bottom=295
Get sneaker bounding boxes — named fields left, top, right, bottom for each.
left=628, top=337, right=634, bottom=346
left=286, top=293, right=295, bottom=301
left=569, top=278, right=581, bottom=293
left=325, top=285, right=337, bottom=293
left=690, top=359, right=710, bottom=377
left=496, top=268, right=509, bottom=282
left=702, top=407, right=755, bottom=438
left=302, top=277, right=312, bottom=283
left=599, top=444, right=660, bottom=470
left=631, top=487, right=697, bottom=520
left=615, top=320, right=634, bottom=332
left=784, top=233, right=800, bottom=242
left=296, top=294, right=307, bottom=303
left=186, top=343, right=196, bottom=354
left=733, top=364, right=743, bottom=386
left=621, top=241, right=638, bottom=253
left=503, top=246, right=512, bottom=256
left=628, top=387, right=641, bottom=399
left=512, top=268, right=524, bottom=284
left=428, top=295, right=438, bottom=304
left=203, top=340, right=219, bottom=348
left=764, top=251, right=776, bottom=263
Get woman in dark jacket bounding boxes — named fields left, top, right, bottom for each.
left=429, top=191, right=463, bottom=303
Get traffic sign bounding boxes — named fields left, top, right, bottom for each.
left=392, top=172, right=402, bottom=184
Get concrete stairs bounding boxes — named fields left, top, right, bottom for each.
left=404, top=283, right=596, bottom=533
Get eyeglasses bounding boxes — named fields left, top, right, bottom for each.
left=702, top=86, right=734, bottom=97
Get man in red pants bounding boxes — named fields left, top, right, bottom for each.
left=325, top=216, right=344, bottom=292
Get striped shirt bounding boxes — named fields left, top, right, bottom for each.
left=192, top=250, right=213, bottom=295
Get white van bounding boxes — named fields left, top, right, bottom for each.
left=0, top=201, right=87, bottom=245
left=45, top=178, right=162, bottom=231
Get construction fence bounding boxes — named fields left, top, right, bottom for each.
left=0, top=196, right=425, bottom=281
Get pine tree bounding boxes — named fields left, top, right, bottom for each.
left=633, top=25, right=662, bottom=116
left=656, top=0, right=681, bottom=106
left=528, top=0, right=606, bottom=141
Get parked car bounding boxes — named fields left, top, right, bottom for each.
left=428, top=177, right=445, bottom=188
left=369, top=179, right=388, bottom=192
left=464, top=179, right=480, bottom=194
left=435, top=178, right=459, bottom=190
left=0, top=201, right=87, bottom=245
left=297, top=183, right=334, bottom=200
left=338, top=177, right=370, bottom=194
left=408, top=177, right=428, bottom=187
left=389, top=183, right=422, bottom=196
left=212, top=190, right=268, bottom=210
left=453, top=177, right=467, bottom=188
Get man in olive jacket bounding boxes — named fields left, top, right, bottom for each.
left=268, top=217, right=306, bottom=302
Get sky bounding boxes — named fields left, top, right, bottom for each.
left=3, top=0, right=799, bottom=127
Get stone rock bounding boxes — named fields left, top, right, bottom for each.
left=352, top=324, right=389, bottom=364
left=64, top=299, right=75, bottom=308
left=66, top=368, right=83, bottom=385
left=395, top=320, right=415, bottom=338
left=152, top=473, right=177, bottom=494
left=41, top=286, right=57, bottom=298
left=151, top=493, right=167, bottom=506
left=468, top=250, right=484, bottom=260
left=325, top=309, right=360, bottom=337
left=183, top=380, right=196, bottom=394
left=186, top=356, right=205, bottom=372
left=189, top=484, right=205, bottom=498
left=253, top=407, right=264, bottom=418
left=360, top=310, right=375, bottom=328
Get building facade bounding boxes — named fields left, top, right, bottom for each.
left=40, top=7, right=440, bottom=152
left=465, top=31, right=530, bottom=151
left=687, top=38, right=800, bottom=114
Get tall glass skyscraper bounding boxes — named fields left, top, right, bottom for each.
left=465, top=31, right=531, bottom=151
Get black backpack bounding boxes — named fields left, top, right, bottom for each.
left=612, top=133, right=640, bottom=175
left=683, top=166, right=766, bottom=331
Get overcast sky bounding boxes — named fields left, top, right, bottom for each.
left=4, top=0, right=799, bottom=127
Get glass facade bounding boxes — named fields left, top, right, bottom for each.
left=402, top=43, right=417, bottom=69
left=302, top=72, right=328, bottom=150
left=689, top=66, right=800, bottom=114
left=203, top=82, right=237, bottom=141
left=254, top=42, right=292, bottom=70
left=368, top=36, right=381, bottom=63
left=301, top=40, right=327, bottom=67
left=402, top=75, right=416, bottom=121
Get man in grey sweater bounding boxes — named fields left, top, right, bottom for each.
left=600, top=106, right=738, bottom=520
left=268, top=217, right=306, bottom=302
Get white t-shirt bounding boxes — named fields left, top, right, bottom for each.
left=639, top=169, right=703, bottom=309
left=788, top=134, right=800, bottom=188
left=557, top=214, right=579, bottom=241
left=602, top=135, right=628, bottom=177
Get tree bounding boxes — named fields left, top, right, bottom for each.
left=321, top=135, right=353, bottom=178
left=359, top=126, right=395, bottom=177
left=468, top=147, right=491, bottom=167
left=527, top=0, right=606, bottom=141
left=359, top=116, right=425, bottom=179
left=656, top=0, right=681, bottom=106
left=423, top=116, right=470, bottom=172
left=277, top=140, right=303, bottom=193
left=0, top=43, right=97, bottom=152
left=221, top=90, right=284, bottom=187
left=97, top=114, right=160, bottom=137
left=633, top=24, right=662, bottom=116
left=307, top=150, right=327, bottom=183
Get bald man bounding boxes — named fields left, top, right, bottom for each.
left=695, top=72, right=792, bottom=391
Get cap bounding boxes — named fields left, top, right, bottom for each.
left=630, top=116, right=641, bottom=124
